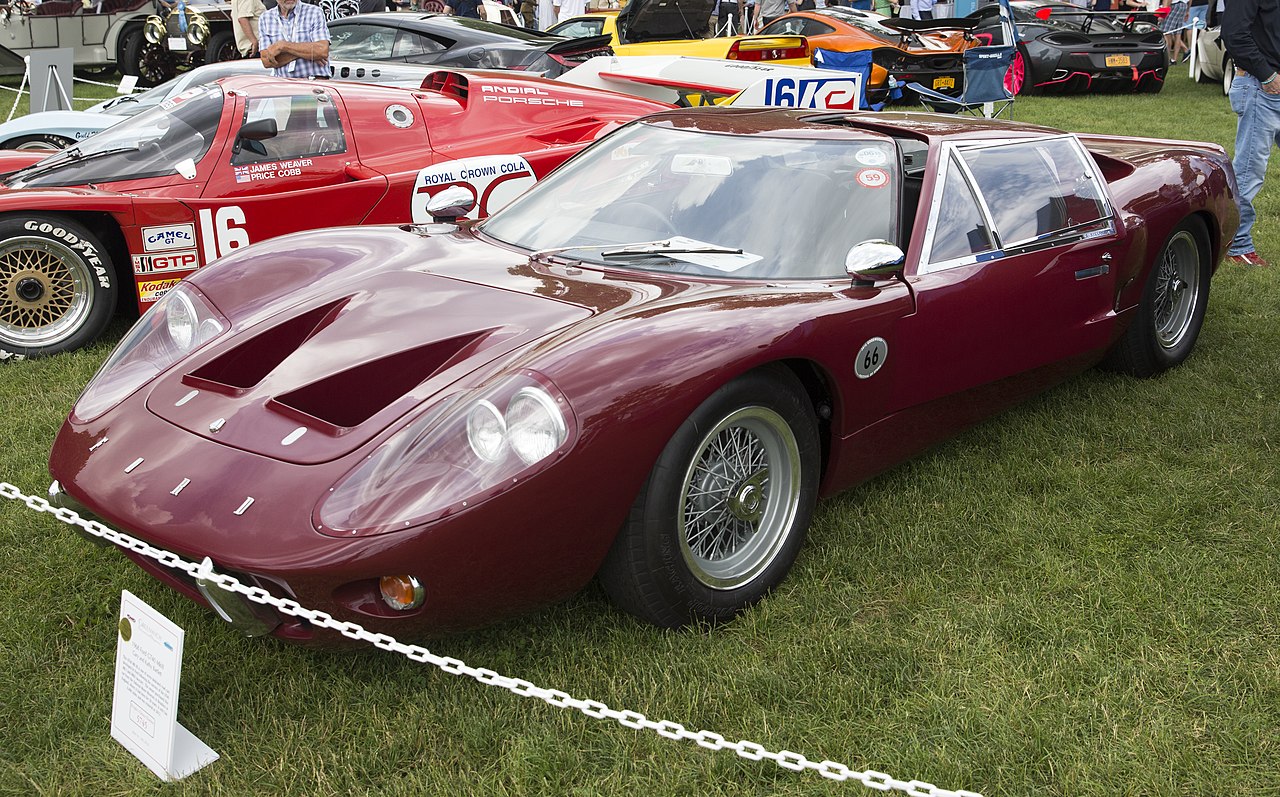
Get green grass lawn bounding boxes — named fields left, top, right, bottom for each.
left=1, top=72, right=1278, bottom=796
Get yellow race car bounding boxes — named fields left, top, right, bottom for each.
left=547, top=0, right=810, bottom=65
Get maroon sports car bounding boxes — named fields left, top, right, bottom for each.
left=49, top=110, right=1237, bottom=643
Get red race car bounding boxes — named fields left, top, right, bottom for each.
left=49, top=110, right=1237, bottom=643
left=0, top=71, right=669, bottom=361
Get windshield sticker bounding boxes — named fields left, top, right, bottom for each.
left=142, top=223, right=196, bottom=252
left=133, top=250, right=199, bottom=275
left=671, top=154, right=733, bottom=177
left=856, top=168, right=889, bottom=189
left=661, top=238, right=763, bottom=273
left=233, top=158, right=313, bottom=183
left=855, top=147, right=889, bottom=167
left=138, top=278, right=183, bottom=304
left=158, top=85, right=215, bottom=112
left=412, top=155, right=535, bottom=222
left=386, top=104, right=414, bottom=128
left=479, top=84, right=585, bottom=108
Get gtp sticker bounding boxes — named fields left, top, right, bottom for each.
left=142, top=223, right=196, bottom=252
left=412, top=155, right=535, bottom=222
left=133, top=250, right=199, bottom=275
left=854, top=337, right=888, bottom=379
left=856, top=168, right=889, bottom=189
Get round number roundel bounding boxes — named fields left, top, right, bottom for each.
left=855, top=337, right=888, bottom=379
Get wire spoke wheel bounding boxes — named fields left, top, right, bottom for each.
left=0, top=236, right=94, bottom=349
left=678, top=407, right=802, bottom=590
left=1151, top=229, right=1200, bottom=351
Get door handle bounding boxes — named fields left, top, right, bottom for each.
left=1075, top=252, right=1112, bottom=280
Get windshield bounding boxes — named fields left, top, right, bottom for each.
left=11, top=84, right=224, bottom=188
left=482, top=122, right=900, bottom=280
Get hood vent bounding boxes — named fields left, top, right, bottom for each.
left=269, top=330, right=493, bottom=431
left=187, top=298, right=351, bottom=393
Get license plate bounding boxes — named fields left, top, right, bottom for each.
left=1105, top=54, right=1130, bottom=67
left=933, top=76, right=956, bottom=90
left=167, top=37, right=188, bottom=51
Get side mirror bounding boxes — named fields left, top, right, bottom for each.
left=845, top=240, right=906, bottom=287
left=237, top=117, right=278, bottom=142
left=426, top=186, right=477, bottom=223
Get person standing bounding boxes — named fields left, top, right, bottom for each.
left=233, top=0, right=267, bottom=57
left=555, top=0, right=584, bottom=23
left=753, top=0, right=793, bottom=30
left=1161, top=0, right=1189, bottom=63
left=1222, top=0, right=1280, bottom=266
left=259, top=0, right=331, bottom=78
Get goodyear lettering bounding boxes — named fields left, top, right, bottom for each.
left=25, top=220, right=111, bottom=289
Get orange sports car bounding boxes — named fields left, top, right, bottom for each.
left=760, top=7, right=984, bottom=103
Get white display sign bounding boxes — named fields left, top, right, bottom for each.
left=111, top=590, right=218, bottom=781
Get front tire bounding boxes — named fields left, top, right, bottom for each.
left=599, top=366, right=820, bottom=628
left=205, top=30, right=238, bottom=64
left=126, top=32, right=176, bottom=87
left=0, top=215, right=117, bottom=360
left=1102, top=218, right=1210, bottom=378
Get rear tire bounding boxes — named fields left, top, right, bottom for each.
left=1101, top=218, right=1210, bottom=378
left=599, top=366, right=820, bottom=628
left=1223, top=56, right=1234, bottom=96
left=0, top=215, right=117, bottom=361
left=205, top=30, right=238, bottom=64
left=1, top=133, right=75, bottom=151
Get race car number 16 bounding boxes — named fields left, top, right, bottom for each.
left=197, top=206, right=249, bottom=263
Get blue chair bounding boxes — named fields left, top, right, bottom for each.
left=811, top=48, right=901, bottom=111
left=906, top=44, right=1017, bottom=118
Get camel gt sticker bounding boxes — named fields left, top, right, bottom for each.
left=855, top=337, right=888, bottom=379
left=856, top=168, right=889, bottom=189
left=412, top=155, right=535, bottom=222
left=142, top=224, right=196, bottom=252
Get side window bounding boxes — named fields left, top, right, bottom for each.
left=928, top=153, right=996, bottom=266
left=761, top=18, right=807, bottom=35
left=802, top=19, right=836, bottom=35
left=329, top=24, right=396, bottom=60
left=394, top=30, right=447, bottom=58
left=959, top=137, right=1111, bottom=246
left=232, top=95, right=348, bottom=165
left=552, top=19, right=604, bottom=37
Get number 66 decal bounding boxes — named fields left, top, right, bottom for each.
left=855, top=337, right=888, bottom=379
left=197, top=206, right=249, bottom=264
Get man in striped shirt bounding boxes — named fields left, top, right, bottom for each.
left=259, top=0, right=331, bottom=79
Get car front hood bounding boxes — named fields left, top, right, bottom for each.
left=140, top=225, right=638, bottom=466
left=616, top=0, right=715, bottom=43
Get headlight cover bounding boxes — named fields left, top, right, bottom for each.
left=317, top=371, right=575, bottom=537
left=73, top=283, right=227, bottom=422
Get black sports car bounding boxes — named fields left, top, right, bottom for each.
left=327, top=13, right=612, bottom=78
left=992, top=1, right=1168, bottom=94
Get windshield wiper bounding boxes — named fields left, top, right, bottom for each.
left=10, top=144, right=141, bottom=184
left=602, top=240, right=744, bottom=258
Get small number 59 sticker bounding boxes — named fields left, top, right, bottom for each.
left=855, top=337, right=888, bottom=379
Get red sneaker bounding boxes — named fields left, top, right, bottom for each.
left=1226, top=252, right=1270, bottom=267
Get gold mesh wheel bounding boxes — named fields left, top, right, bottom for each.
left=0, top=235, right=95, bottom=350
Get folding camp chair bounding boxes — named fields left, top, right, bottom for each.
left=906, top=44, right=1017, bottom=118
left=811, top=49, right=900, bottom=111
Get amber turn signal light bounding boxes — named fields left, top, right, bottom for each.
left=379, top=575, right=425, bottom=611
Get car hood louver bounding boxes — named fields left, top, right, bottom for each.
left=144, top=269, right=593, bottom=465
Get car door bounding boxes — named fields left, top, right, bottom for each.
left=893, top=134, right=1123, bottom=409
left=191, top=88, right=389, bottom=265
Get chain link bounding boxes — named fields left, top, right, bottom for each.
left=3, top=482, right=983, bottom=797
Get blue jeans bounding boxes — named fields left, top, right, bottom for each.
left=1228, top=75, right=1280, bottom=255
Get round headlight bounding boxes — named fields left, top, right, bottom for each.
left=144, top=16, right=165, bottom=44
left=166, top=289, right=199, bottom=352
left=190, top=18, right=209, bottom=45
left=506, top=387, right=566, bottom=465
left=466, top=399, right=507, bottom=462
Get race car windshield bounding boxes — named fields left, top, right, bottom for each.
left=12, top=84, right=223, bottom=188
left=481, top=123, right=900, bottom=280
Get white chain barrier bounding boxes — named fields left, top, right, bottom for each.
left=1, top=481, right=982, bottom=796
